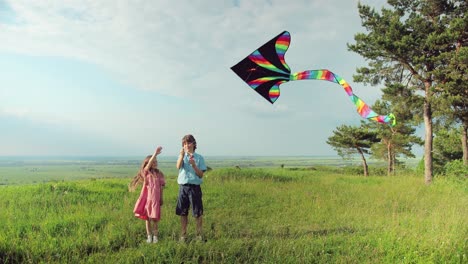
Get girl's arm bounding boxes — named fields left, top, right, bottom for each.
left=176, top=148, right=184, bottom=169
left=159, top=174, right=165, bottom=205
left=144, top=146, right=163, bottom=171
left=160, top=188, right=164, bottom=206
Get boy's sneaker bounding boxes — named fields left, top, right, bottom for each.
left=196, top=235, right=204, bottom=242
left=179, top=236, right=186, bottom=243
left=146, top=235, right=152, bottom=243
left=152, top=236, right=158, bottom=243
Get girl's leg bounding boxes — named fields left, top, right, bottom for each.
left=152, top=220, right=159, bottom=236
left=145, top=220, right=152, bottom=243
left=152, top=220, right=159, bottom=243
left=145, top=220, right=152, bottom=236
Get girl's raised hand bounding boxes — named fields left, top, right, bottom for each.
left=155, top=146, right=163, bottom=155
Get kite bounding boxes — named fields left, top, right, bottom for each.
left=230, top=30, right=396, bottom=126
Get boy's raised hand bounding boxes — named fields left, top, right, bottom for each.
left=189, top=154, right=195, bottom=166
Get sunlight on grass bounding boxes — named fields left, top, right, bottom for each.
left=0, top=167, right=466, bottom=263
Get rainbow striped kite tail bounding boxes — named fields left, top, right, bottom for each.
left=377, top=113, right=397, bottom=126
left=388, top=113, right=396, bottom=127
left=368, top=113, right=396, bottom=126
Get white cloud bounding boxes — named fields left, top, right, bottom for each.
left=0, top=0, right=376, bottom=99
left=0, top=0, right=397, bottom=156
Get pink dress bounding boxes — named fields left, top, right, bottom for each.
left=133, top=169, right=165, bottom=221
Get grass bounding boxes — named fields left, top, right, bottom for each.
left=0, top=166, right=466, bottom=263
left=0, top=156, right=419, bottom=185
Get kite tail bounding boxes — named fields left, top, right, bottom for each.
left=290, top=70, right=396, bottom=126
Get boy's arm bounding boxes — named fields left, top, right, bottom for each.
left=176, top=148, right=184, bottom=169
left=193, top=166, right=204, bottom=178
left=191, top=155, right=206, bottom=178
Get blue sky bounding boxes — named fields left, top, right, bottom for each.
left=0, top=0, right=412, bottom=157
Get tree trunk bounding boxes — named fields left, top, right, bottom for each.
left=462, top=124, right=468, bottom=166
left=423, top=82, right=433, bottom=184
left=387, top=141, right=392, bottom=176
left=358, top=148, right=369, bottom=176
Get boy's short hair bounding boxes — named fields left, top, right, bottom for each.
left=182, top=134, right=197, bottom=151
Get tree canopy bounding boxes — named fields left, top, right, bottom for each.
left=347, top=0, right=467, bottom=183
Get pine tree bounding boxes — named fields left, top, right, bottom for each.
left=348, top=0, right=466, bottom=183
left=327, top=125, right=380, bottom=176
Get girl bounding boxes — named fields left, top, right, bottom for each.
left=129, top=146, right=166, bottom=243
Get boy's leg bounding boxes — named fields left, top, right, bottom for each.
left=181, top=215, right=188, bottom=235
left=191, top=185, right=204, bottom=239
left=195, top=216, right=203, bottom=236
left=181, top=215, right=188, bottom=239
left=176, top=185, right=190, bottom=241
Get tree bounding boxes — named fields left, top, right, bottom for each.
left=348, top=0, right=466, bottom=184
left=327, top=125, right=380, bottom=176
left=367, top=99, right=423, bottom=175
left=436, top=9, right=468, bottom=165
left=433, top=128, right=463, bottom=173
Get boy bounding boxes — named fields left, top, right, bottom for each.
left=176, top=134, right=207, bottom=242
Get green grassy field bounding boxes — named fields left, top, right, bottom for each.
left=0, top=156, right=419, bottom=185
left=0, top=164, right=466, bottom=263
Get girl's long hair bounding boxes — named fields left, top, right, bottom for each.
left=128, top=155, right=161, bottom=192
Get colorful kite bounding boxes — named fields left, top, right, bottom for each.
left=231, top=31, right=396, bottom=126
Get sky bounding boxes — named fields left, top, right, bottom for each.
left=0, top=0, right=408, bottom=157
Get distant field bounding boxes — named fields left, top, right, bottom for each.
left=0, top=156, right=420, bottom=185
left=0, top=167, right=466, bottom=263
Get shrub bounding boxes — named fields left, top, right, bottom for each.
left=207, top=168, right=294, bottom=182
left=444, top=160, right=467, bottom=178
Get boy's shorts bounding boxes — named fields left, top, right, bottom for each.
left=176, top=184, right=203, bottom=217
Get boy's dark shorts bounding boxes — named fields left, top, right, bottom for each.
left=176, top=184, right=203, bottom=217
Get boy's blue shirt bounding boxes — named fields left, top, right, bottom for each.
left=177, top=152, right=206, bottom=185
